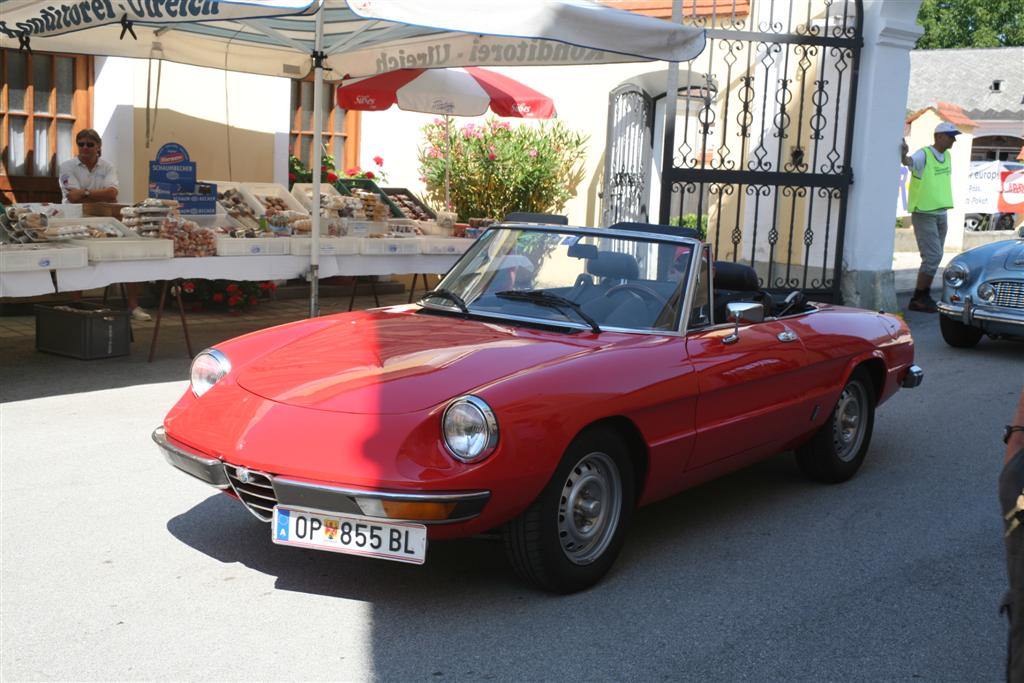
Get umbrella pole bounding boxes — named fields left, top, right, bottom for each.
left=444, top=115, right=451, bottom=210
left=309, top=6, right=325, bottom=318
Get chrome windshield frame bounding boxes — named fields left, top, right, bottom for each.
left=419, top=223, right=703, bottom=337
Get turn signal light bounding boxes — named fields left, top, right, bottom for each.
left=381, top=501, right=456, bottom=520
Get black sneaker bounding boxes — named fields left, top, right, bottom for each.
left=908, top=295, right=938, bottom=313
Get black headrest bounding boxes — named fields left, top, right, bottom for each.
left=505, top=212, right=569, bottom=225
left=587, top=251, right=639, bottom=280
left=713, top=261, right=759, bottom=291
left=610, top=221, right=701, bottom=240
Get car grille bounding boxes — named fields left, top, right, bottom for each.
left=224, top=464, right=278, bottom=521
left=993, top=280, right=1024, bottom=309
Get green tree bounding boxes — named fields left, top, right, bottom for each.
left=916, top=0, right=1024, bottom=49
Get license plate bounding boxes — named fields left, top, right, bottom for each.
left=271, top=506, right=427, bottom=564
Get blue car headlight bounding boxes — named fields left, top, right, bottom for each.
left=943, top=261, right=969, bottom=288
left=442, top=395, right=499, bottom=463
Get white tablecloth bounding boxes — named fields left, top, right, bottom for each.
left=0, top=270, right=57, bottom=297
left=48, top=254, right=461, bottom=293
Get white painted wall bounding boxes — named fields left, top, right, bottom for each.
left=93, top=57, right=135, bottom=202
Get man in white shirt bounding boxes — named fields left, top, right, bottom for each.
left=59, top=129, right=151, bottom=321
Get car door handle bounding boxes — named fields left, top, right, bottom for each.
left=777, top=330, right=799, bottom=343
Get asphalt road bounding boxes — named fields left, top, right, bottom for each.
left=1, top=308, right=1021, bottom=681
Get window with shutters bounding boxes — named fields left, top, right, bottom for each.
left=290, top=80, right=361, bottom=172
left=1, top=49, right=93, bottom=203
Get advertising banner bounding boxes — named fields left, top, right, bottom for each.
left=148, top=143, right=215, bottom=214
left=899, top=160, right=1024, bottom=218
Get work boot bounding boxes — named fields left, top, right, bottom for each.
left=908, top=294, right=938, bottom=313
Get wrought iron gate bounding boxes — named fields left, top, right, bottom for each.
left=657, top=0, right=863, bottom=301
left=602, top=84, right=654, bottom=226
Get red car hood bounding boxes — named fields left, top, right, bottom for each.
left=235, top=310, right=597, bottom=414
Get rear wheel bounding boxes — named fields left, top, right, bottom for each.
left=503, top=427, right=634, bottom=593
left=796, top=370, right=875, bottom=483
left=939, top=314, right=983, bottom=348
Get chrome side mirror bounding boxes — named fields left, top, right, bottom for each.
left=723, top=301, right=764, bottom=345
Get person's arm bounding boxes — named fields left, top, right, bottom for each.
left=82, top=186, right=119, bottom=202
left=1007, top=388, right=1024, bottom=464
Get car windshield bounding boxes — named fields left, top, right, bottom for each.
left=423, top=226, right=694, bottom=333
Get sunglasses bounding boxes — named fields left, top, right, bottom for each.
left=77, top=141, right=97, bottom=148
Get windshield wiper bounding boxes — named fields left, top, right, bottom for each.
left=495, top=289, right=602, bottom=333
left=420, top=288, right=469, bottom=315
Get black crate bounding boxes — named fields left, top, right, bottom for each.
left=35, top=302, right=131, bottom=359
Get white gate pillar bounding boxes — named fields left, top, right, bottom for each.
left=840, top=0, right=923, bottom=311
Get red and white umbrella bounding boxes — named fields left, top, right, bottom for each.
left=337, top=67, right=556, bottom=119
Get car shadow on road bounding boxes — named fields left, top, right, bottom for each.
left=165, top=451, right=817, bottom=604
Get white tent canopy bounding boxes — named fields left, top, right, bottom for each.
left=0, top=0, right=706, bottom=316
left=0, top=0, right=706, bottom=79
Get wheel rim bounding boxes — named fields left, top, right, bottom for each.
left=832, top=381, right=868, bottom=462
left=557, top=451, right=622, bottom=566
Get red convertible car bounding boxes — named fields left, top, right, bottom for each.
left=154, top=222, right=921, bottom=593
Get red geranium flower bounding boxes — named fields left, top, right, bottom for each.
left=182, top=281, right=195, bottom=293
left=363, top=171, right=375, bottom=179
left=345, top=167, right=360, bottom=176
left=228, top=296, right=241, bottom=307
left=211, top=292, right=224, bottom=302
left=288, top=172, right=297, bottom=182
left=373, top=156, right=384, bottom=166
left=487, top=153, right=497, bottom=161
left=226, top=283, right=239, bottom=293
left=326, top=172, right=339, bottom=183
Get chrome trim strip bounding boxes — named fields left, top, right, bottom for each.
left=272, top=477, right=490, bottom=525
left=152, top=427, right=229, bottom=489
left=902, top=364, right=924, bottom=389
left=938, top=301, right=1024, bottom=327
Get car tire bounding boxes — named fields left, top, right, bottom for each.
left=503, top=427, right=635, bottom=594
left=795, top=369, right=875, bottom=484
left=939, top=314, right=983, bottom=348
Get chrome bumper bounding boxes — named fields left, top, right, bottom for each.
left=938, top=298, right=1024, bottom=328
left=152, top=426, right=230, bottom=488
left=152, top=426, right=490, bottom=525
left=901, top=364, right=924, bottom=389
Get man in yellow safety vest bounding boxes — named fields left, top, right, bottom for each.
left=900, top=121, right=961, bottom=313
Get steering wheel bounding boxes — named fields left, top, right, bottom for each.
left=604, top=283, right=670, bottom=309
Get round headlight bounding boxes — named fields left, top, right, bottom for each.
left=978, top=282, right=996, bottom=302
left=442, top=395, right=498, bottom=463
left=190, top=348, right=231, bottom=397
left=943, top=262, right=969, bottom=288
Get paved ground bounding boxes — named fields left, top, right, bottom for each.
left=1, top=289, right=1021, bottom=681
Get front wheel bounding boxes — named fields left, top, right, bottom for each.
left=796, top=370, right=876, bottom=483
left=939, top=314, right=983, bottom=348
left=503, top=427, right=635, bottom=593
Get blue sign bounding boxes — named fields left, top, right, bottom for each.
left=148, top=143, right=215, bottom=214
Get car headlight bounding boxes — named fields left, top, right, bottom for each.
left=190, top=348, right=231, bottom=397
left=978, top=282, right=996, bottom=302
left=442, top=395, right=498, bottom=463
left=943, top=262, right=969, bottom=288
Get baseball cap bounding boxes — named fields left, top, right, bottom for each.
left=935, top=122, right=961, bottom=136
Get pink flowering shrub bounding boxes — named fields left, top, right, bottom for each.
left=417, top=117, right=587, bottom=221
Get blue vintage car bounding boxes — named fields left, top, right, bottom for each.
left=937, top=236, right=1024, bottom=347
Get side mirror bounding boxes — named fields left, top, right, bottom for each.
left=723, top=302, right=764, bottom=344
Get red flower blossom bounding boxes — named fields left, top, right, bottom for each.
left=326, top=172, right=339, bottom=183
left=288, top=172, right=297, bottom=182
left=487, top=152, right=497, bottom=161
left=228, top=296, right=241, bottom=307
left=226, top=283, right=239, bottom=293
left=320, top=165, right=327, bottom=172
left=345, top=167, right=360, bottom=176
left=373, top=156, right=384, bottom=166
left=363, top=171, right=375, bottom=180
left=211, top=292, right=224, bottom=303
left=182, top=281, right=195, bottom=293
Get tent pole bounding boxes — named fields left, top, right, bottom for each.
left=444, top=115, right=451, bottom=210
left=309, top=4, right=325, bottom=318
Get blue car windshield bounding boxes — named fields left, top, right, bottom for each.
left=425, top=226, right=693, bottom=333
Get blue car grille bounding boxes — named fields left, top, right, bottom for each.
left=993, top=280, right=1024, bottom=310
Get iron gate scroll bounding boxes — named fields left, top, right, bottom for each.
left=659, top=0, right=862, bottom=301
left=603, top=84, right=655, bottom=226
